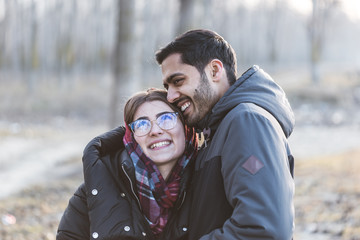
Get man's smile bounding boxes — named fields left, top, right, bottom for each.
left=180, top=102, right=190, bottom=112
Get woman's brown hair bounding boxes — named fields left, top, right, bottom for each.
left=123, top=88, right=184, bottom=126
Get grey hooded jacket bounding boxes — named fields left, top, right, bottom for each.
left=188, top=65, right=295, bottom=240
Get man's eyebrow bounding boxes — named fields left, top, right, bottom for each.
left=165, top=73, right=183, bottom=84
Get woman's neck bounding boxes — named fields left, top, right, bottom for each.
left=157, top=163, right=176, bottom=181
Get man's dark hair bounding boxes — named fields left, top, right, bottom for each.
left=155, top=29, right=237, bottom=85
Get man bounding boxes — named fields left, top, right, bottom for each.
left=155, top=29, right=295, bottom=239
left=87, top=29, right=295, bottom=239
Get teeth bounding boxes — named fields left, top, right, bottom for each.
left=150, top=141, right=170, bottom=149
left=181, top=102, right=190, bottom=112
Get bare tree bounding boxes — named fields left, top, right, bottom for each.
left=308, top=0, right=340, bottom=83
left=0, top=0, right=9, bottom=69
left=177, top=0, right=207, bottom=35
left=265, top=0, right=283, bottom=64
left=177, top=0, right=195, bottom=35
left=28, top=0, right=38, bottom=93
left=109, top=0, right=137, bottom=128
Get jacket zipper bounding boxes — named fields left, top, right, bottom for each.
left=121, top=164, right=142, bottom=211
left=121, top=163, right=155, bottom=239
left=177, top=191, right=186, bottom=210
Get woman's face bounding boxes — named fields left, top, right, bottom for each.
left=133, top=100, right=185, bottom=174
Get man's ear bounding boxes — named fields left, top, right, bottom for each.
left=209, top=59, right=224, bottom=82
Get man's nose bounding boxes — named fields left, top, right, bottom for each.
left=167, top=87, right=180, bottom=103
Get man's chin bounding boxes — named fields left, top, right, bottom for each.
left=184, top=114, right=198, bottom=127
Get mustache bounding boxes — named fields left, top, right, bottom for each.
left=172, top=97, right=190, bottom=108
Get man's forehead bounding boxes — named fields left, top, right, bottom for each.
left=161, top=53, right=183, bottom=70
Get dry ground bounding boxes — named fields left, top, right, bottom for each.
left=0, top=162, right=83, bottom=240
left=1, top=148, right=360, bottom=239
left=294, top=148, right=360, bottom=240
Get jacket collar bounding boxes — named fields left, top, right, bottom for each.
left=195, top=66, right=259, bottom=141
left=195, top=65, right=294, bottom=141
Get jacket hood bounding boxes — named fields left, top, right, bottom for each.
left=197, top=65, right=295, bottom=138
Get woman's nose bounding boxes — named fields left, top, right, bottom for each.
left=148, top=122, right=164, bottom=136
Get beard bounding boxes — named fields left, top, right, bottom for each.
left=185, top=73, right=219, bottom=127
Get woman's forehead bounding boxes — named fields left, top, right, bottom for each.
left=133, top=100, right=172, bottom=120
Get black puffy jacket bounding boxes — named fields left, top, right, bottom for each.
left=57, top=128, right=193, bottom=240
left=80, top=66, right=296, bottom=240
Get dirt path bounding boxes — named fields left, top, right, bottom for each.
left=0, top=123, right=106, bottom=199
left=289, top=125, right=360, bottom=160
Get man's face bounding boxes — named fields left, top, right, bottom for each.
left=161, top=53, right=219, bottom=127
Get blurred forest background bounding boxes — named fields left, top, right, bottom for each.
left=0, top=0, right=360, bottom=239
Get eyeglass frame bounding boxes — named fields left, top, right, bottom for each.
left=128, top=112, right=180, bottom=137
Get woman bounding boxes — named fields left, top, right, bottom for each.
left=56, top=88, right=197, bottom=240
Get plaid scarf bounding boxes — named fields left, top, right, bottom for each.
left=123, top=124, right=197, bottom=236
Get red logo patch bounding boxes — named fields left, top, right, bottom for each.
left=242, top=155, right=264, bottom=175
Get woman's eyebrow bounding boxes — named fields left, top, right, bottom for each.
left=155, top=111, right=172, bottom=118
left=134, top=116, right=149, bottom=121
left=134, top=111, right=173, bottom=122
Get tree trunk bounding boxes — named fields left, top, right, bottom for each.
left=309, top=0, right=322, bottom=84
left=266, top=0, right=282, bottom=64
left=0, top=0, right=8, bottom=69
left=177, top=0, right=198, bottom=35
left=28, top=0, right=38, bottom=94
left=308, top=0, right=339, bottom=84
left=109, top=0, right=137, bottom=128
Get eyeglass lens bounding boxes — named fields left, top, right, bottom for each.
left=131, top=112, right=178, bottom=136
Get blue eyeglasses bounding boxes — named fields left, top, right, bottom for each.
left=129, top=112, right=179, bottom=137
